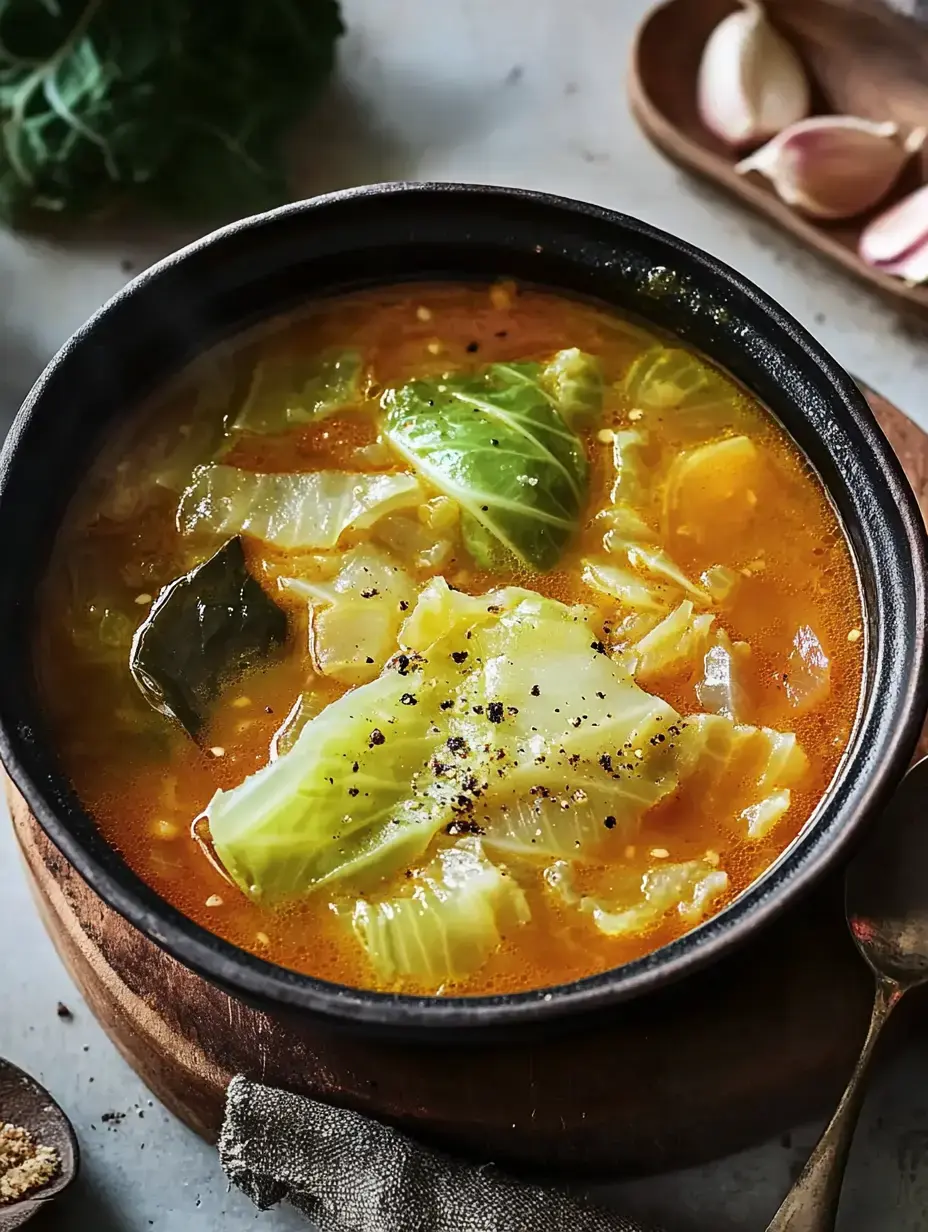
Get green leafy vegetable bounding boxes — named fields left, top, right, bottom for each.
left=581, top=560, right=675, bottom=612
left=178, top=465, right=423, bottom=549
left=0, top=0, right=343, bottom=227
left=548, top=858, right=730, bottom=938
left=231, top=350, right=363, bottom=436
left=541, top=348, right=604, bottom=425
left=462, top=595, right=683, bottom=859
left=382, top=361, right=592, bottom=572
left=629, top=599, right=715, bottom=683
left=206, top=669, right=451, bottom=904
left=352, top=838, right=530, bottom=986
left=281, top=546, right=416, bottom=685
left=624, top=346, right=731, bottom=412
left=398, top=576, right=534, bottom=653
left=208, top=584, right=684, bottom=905
left=129, top=537, right=287, bottom=738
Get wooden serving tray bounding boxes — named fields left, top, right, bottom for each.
left=629, top=0, right=928, bottom=320
left=6, top=385, right=928, bottom=1176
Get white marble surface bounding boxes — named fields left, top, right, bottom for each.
left=2, top=1, right=928, bottom=1228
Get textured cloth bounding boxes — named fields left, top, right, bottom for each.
left=220, top=1076, right=657, bottom=1232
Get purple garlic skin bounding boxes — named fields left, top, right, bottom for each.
left=736, top=116, right=925, bottom=221
left=859, top=184, right=928, bottom=286
left=697, top=1, right=810, bottom=150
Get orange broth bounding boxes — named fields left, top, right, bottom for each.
left=35, top=282, right=863, bottom=996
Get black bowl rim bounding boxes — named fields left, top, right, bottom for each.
left=2, top=181, right=926, bottom=1034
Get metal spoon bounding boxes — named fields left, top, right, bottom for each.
left=766, top=755, right=928, bottom=1231
left=0, top=1058, right=78, bottom=1231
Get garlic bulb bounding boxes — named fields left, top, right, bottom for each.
left=697, top=1, right=810, bottom=150
left=859, top=184, right=928, bottom=285
left=735, top=117, right=925, bottom=220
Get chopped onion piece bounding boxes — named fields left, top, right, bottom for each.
left=696, top=630, right=751, bottom=721
left=785, top=625, right=831, bottom=711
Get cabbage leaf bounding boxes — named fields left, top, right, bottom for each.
left=677, top=713, right=807, bottom=840
left=231, top=350, right=363, bottom=436
left=546, top=857, right=729, bottom=938
left=445, top=593, right=685, bottom=859
left=581, top=560, right=676, bottom=612
left=281, top=546, right=417, bottom=685
left=352, top=838, right=530, bottom=987
left=743, top=789, right=792, bottom=839
left=209, top=584, right=687, bottom=903
left=630, top=600, right=715, bottom=683
left=178, top=465, right=423, bottom=549
left=541, top=348, right=604, bottom=426
left=207, top=669, right=451, bottom=904
left=622, top=346, right=746, bottom=439
left=382, top=361, right=591, bottom=572
left=590, top=861, right=730, bottom=936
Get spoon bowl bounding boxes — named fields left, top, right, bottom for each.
left=847, top=757, right=928, bottom=986
left=0, top=1058, right=78, bottom=1231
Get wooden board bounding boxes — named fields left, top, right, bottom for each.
left=628, top=0, right=928, bottom=321
left=6, top=385, right=928, bottom=1178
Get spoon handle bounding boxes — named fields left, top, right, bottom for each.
left=765, top=975, right=901, bottom=1232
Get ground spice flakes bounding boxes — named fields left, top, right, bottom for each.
left=0, top=1121, right=60, bottom=1203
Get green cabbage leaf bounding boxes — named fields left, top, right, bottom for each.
left=622, top=346, right=747, bottom=440
left=178, top=465, right=423, bottom=549
left=547, top=858, right=730, bottom=938
left=207, top=584, right=686, bottom=905
left=382, top=360, right=592, bottom=572
left=207, top=669, right=451, bottom=904
left=352, top=838, right=530, bottom=986
left=541, top=348, right=604, bottom=426
left=231, top=350, right=363, bottom=436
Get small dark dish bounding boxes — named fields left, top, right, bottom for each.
left=0, top=184, right=925, bottom=1169
left=0, top=1058, right=78, bottom=1231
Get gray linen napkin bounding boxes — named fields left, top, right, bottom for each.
left=220, top=1076, right=658, bottom=1232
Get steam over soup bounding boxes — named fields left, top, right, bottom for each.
left=36, top=282, right=863, bottom=996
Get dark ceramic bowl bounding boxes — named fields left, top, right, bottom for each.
left=1, top=183, right=926, bottom=1040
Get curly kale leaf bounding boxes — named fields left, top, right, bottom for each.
left=0, top=0, right=343, bottom=225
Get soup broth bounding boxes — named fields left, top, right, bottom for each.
left=36, top=282, right=863, bottom=997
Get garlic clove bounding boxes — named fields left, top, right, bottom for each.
left=697, top=0, right=810, bottom=150
left=874, top=240, right=928, bottom=286
left=859, top=184, right=928, bottom=267
left=735, top=116, right=924, bottom=220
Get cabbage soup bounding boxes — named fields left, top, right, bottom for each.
left=36, top=281, right=863, bottom=997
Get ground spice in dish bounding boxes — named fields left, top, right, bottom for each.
left=0, top=1122, right=59, bottom=1204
